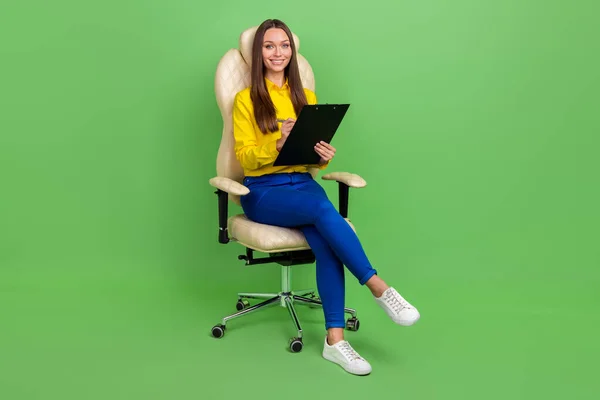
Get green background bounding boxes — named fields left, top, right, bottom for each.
left=1, top=0, right=599, bottom=398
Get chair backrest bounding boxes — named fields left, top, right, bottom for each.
left=214, top=25, right=317, bottom=205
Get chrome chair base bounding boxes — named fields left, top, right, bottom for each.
left=210, top=263, right=360, bottom=353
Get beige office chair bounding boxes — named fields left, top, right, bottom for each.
left=209, top=25, right=368, bottom=353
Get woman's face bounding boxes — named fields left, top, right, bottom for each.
left=262, top=28, right=292, bottom=75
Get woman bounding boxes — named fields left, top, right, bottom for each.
left=232, top=19, right=420, bottom=376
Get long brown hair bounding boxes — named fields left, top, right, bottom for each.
left=250, top=19, right=308, bottom=134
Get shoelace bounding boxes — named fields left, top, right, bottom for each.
left=338, top=341, right=363, bottom=362
left=386, top=290, right=411, bottom=313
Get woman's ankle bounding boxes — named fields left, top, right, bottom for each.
left=327, top=328, right=345, bottom=345
left=366, top=275, right=389, bottom=298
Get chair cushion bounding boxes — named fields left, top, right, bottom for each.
left=228, top=214, right=356, bottom=253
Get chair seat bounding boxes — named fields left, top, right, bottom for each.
left=228, top=214, right=356, bottom=253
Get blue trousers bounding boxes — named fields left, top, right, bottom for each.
left=241, top=172, right=377, bottom=329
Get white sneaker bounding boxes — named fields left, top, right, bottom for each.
left=374, top=287, right=420, bottom=326
left=322, top=337, right=372, bottom=376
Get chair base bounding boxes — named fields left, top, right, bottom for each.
left=210, top=249, right=361, bottom=353
left=211, top=290, right=359, bottom=353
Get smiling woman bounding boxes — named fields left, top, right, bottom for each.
left=230, top=18, right=421, bottom=377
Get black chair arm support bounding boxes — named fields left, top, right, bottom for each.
left=338, top=182, right=350, bottom=218
left=215, top=189, right=230, bottom=244
left=321, top=172, right=367, bottom=219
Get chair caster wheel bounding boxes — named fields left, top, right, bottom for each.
left=211, top=324, right=226, bottom=338
left=236, top=299, right=250, bottom=311
left=289, top=337, right=303, bottom=353
left=346, top=317, right=360, bottom=331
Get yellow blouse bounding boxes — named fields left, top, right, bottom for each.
left=232, top=78, right=328, bottom=177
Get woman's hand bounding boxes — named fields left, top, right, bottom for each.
left=276, top=118, right=295, bottom=152
left=314, top=141, right=336, bottom=164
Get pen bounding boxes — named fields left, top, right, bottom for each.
left=277, top=119, right=287, bottom=123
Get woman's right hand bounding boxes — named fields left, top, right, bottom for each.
left=276, top=118, right=295, bottom=151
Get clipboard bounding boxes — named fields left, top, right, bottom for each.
left=273, top=104, right=350, bottom=166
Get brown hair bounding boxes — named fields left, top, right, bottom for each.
left=250, top=19, right=308, bottom=134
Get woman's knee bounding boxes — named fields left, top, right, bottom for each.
left=315, top=197, right=337, bottom=215
left=313, top=199, right=345, bottom=226
left=302, top=227, right=339, bottom=262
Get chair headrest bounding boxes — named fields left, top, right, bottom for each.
left=239, top=26, right=301, bottom=67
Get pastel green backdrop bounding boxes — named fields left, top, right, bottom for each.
left=1, top=0, right=598, bottom=399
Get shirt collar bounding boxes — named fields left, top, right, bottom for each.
left=265, top=77, right=289, bottom=91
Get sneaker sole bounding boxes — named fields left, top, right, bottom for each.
left=322, top=352, right=372, bottom=376
left=395, top=313, right=420, bottom=326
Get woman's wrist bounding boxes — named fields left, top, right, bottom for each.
left=276, top=138, right=285, bottom=152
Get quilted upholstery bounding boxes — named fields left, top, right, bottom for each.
left=228, top=214, right=356, bottom=253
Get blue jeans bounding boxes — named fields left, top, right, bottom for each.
left=240, top=172, right=377, bottom=329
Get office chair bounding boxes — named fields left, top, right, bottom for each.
left=209, top=25, right=368, bottom=353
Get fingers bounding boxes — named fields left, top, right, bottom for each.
left=315, top=144, right=333, bottom=154
left=316, top=141, right=335, bottom=151
left=314, top=142, right=335, bottom=160
left=281, top=118, right=295, bottom=127
left=280, top=119, right=296, bottom=136
left=315, top=141, right=336, bottom=153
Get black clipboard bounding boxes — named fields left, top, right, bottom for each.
left=273, top=104, right=350, bottom=166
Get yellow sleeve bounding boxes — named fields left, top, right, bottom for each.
left=305, top=89, right=317, bottom=105
left=317, top=160, right=331, bottom=170
left=233, top=92, right=279, bottom=170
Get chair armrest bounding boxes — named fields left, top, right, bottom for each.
left=209, top=176, right=249, bottom=196
left=321, top=172, right=367, bottom=188
left=209, top=177, right=249, bottom=244
left=321, top=172, right=367, bottom=218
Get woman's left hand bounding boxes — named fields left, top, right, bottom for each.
left=314, top=141, right=336, bottom=164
